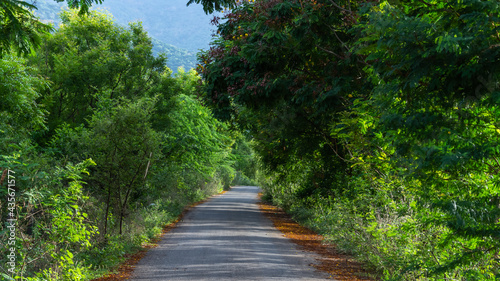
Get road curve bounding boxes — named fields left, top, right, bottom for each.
left=130, top=186, right=330, bottom=281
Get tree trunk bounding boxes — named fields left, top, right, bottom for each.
left=119, top=188, right=132, bottom=235
left=103, top=183, right=112, bottom=237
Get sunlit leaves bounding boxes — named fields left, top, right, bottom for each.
left=0, top=0, right=52, bottom=56
left=0, top=54, right=47, bottom=145
left=30, top=9, right=167, bottom=138
left=201, top=0, right=500, bottom=278
left=356, top=0, right=500, bottom=276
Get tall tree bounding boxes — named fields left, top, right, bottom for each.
left=199, top=0, right=366, bottom=195
left=80, top=98, right=161, bottom=236
left=201, top=0, right=500, bottom=278
left=30, top=9, right=167, bottom=141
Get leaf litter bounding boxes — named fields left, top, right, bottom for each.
left=258, top=193, right=379, bottom=280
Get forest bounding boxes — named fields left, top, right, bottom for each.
left=1, top=0, right=500, bottom=280
left=198, top=0, right=500, bottom=280
left=0, top=0, right=257, bottom=279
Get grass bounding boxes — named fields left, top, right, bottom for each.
left=88, top=186, right=228, bottom=281
left=259, top=193, right=379, bottom=280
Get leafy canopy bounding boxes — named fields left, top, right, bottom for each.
left=200, top=0, right=500, bottom=278
left=30, top=9, right=168, bottom=140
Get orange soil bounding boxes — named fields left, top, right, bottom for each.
left=258, top=195, right=378, bottom=280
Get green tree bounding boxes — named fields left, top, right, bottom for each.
left=0, top=54, right=47, bottom=155
left=356, top=0, right=500, bottom=277
left=0, top=0, right=108, bottom=56
left=160, top=93, right=234, bottom=188
left=47, top=97, right=163, bottom=239
left=0, top=147, right=97, bottom=279
left=30, top=9, right=167, bottom=141
left=201, top=0, right=500, bottom=278
left=199, top=0, right=365, bottom=196
left=0, top=54, right=46, bottom=128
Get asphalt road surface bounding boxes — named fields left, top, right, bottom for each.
left=130, top=186, right=330, bottom=281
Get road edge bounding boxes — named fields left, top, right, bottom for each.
left=90, top=188, right=230, bottom=281
left=257, top=193, right=379, bottom=281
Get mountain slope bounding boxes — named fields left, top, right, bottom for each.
left=92, top=0, right=217, bottom=52
left=33, top=0, right=214, bottom=70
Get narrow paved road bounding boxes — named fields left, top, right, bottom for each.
left=130, top=186, right=330, bottom=280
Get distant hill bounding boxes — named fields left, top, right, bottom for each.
left=92, top=0, right=218, bottom=53
left=151, top=38, right=198, bottom=72
left=32, top=0, right=217, bottom=71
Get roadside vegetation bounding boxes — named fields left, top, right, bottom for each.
left=199, top=0, right=500, bottom=280
left=2, top=0, right=500, bottom=280
left=0, top=5, right=257, bottom=280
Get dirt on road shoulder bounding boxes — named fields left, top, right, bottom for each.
left=258, top=195, right=378, bottom=281
left=93, top=189, right=377, bottom=281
